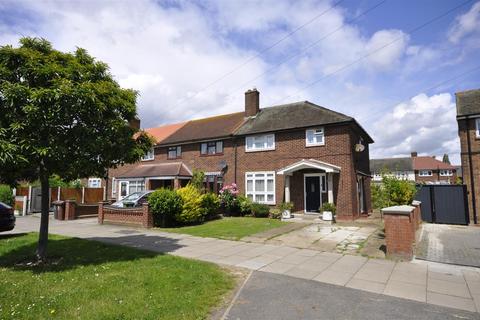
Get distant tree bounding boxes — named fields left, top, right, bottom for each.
left=0, top=38, right=153, bottom=261
left=442, top=154, right=451, bottom=164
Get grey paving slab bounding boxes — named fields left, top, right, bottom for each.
left=384, top=280, right=427, bottom=302
left=353, top=260, right=395, bottom=284
left=313, top=269, right=355, bottom=286
left=259, top=261, right=296, bottom=274
left=427, top=292, right=477, bottom=313
left=428, top=278, right=471, bottom=298
left=284, top=266, right=323, bottom=280
left=346, top=278, right=386, bottom=294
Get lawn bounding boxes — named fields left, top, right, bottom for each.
left=0, top=233, right=234, bottom=320
left=160, top=217, right=288, bottom=240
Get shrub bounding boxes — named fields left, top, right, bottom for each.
left=372, top=174, right=418, bottom=209
left=202, top=192, right=220, bottom=220
left=269, top=208, right=282, bottom=219
left=320, top=202, right=336, bottom=214
left=237, top=195, right=253, bottom=216
left=279, top=202, right=294, bottom=212
left=0, top=184, right=14, bottom=206
left=371, top=183, right=387, bottom=209
left=219, top=183, right=239, bottom=214
left=250, top=203, right=270, bottom=218
left=149, top=188, right=183, bottom=227
left=190, top=170, right=205, bottom=192
left=176, top=184, right=207, bottom=223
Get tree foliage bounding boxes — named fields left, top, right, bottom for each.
left=371, top=175, right=418, bottom=209
left=442, top=153, right=450, bottom=164
left=0, top=38, right=153, bottom=260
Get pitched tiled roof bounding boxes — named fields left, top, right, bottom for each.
left=145, top=122, right=187, bottom=144
left=159, top=112, right=246, bottom=145
left=370, top=158, right=412, bottom=172
left=413, top=156, right=456, bottom=170
left=116, top=162, right=192, bottom=178
left=456, top=89, right=480, bottom=117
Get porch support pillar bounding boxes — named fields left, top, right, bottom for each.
left=285, top=175, right=291, bottom=203
left=173, top=178, right=181, bottom=190
left=327, top=173, right=334, bottom=203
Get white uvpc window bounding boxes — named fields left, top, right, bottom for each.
left=440, top=169, right=453, bottom=176
left=128, top=180, right=145, bottom=195
left=88, top=178, right=101, bottom=188
left=419, top=170, right=433, bottom=177
left=476, top=118, right=480, bottom=138
left=306, top=127, right=325, bottom=146
left=245, top=172, right=275, bottom=204
left=245, top=134, right=275, bottom=152
left=111, top=177, right=116, bottom=197
left=141, top=148, right=155, bottom=161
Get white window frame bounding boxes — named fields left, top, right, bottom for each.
left=168, top=146, right=181, bottom=159
left=88, top=178, right=101, bottom=188
left=111, top=177, right=116, bottom=197
left=440, top=169, right=453, bottom=177
left=476, top=118, right=480, bottom=138
left=245, top=134, right=275, bottom=152
left=245, top=171, right=276, bottom=205
left=305, top=127, right=325, bottom=147
left=141, top=148, right=155, bottom=161
left=418, top=170, right=433, bottom=177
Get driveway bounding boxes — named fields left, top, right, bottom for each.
left=225, top=271, right=479, bottom=320
left=416, top=223, right=480, bottom=268
left=7, top=216, right=480, bottom=313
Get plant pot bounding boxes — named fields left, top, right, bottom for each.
left=282, top=209, right=291, bottom=219
left=322, top=211, right=333, bottom=221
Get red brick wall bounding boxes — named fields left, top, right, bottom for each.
left=458, top=118, right=480, bottom=223
left=98, top=203, right=152, bottom=228
left=383, top=210, right=415, bottom=260
left=414, top=170, right=457, bottom=184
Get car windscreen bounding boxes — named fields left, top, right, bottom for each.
left=121, top=192, right=143, bottom=202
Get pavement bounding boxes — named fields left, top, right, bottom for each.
left=417, top=223, right=480, bottom=268
left=226, top=271, right=480, bottom=320
left=6, top=216, right=480, bottom=313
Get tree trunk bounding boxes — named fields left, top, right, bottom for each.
left=36, top=173, right=50, bottom=262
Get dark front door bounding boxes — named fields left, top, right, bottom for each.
left=305, top=176, right=320, bottom=212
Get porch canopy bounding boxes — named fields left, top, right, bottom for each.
left=116, top=162, right=192, bottom=188
left=277, top=159, right=341, bottom=205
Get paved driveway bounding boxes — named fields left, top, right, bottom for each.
left=7, top=216, right=480, bottom=313
left=417, top=223, right=480, bottom=268
left=225, top=271, right=480, bottom=320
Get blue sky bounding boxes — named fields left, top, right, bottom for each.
left=1, top=0, right=479, bottom=164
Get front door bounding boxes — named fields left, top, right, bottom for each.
left=305, top=176, right=321, bottom=213
left=119, top=181, right=129, bottom=200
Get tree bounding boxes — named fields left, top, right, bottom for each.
left=442, top=153, right=451, bottom=164
left=0, top=38, right=153, bottom=261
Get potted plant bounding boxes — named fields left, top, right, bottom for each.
left=279, top=202, right=294, bottom=219
left=320, top=202, right=336, bottom=222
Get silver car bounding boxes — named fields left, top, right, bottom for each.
left=111, top=191, right=153, bottom=208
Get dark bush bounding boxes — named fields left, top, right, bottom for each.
left=0, top=184, right=14, bottom=206
left=237, top=195, right=252, bottom=216
left=149, top=188, right=183, bottom=227
left=202, top=192, right=220, bottom=220
left=250, top=202, right=270, bottom=218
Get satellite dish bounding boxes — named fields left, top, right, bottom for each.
left=219, top=160, right=228, bottom=171
left=355, top=143, right=365, bottom=152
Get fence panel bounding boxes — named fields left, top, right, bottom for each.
left=60, top=188, right=83, bottom=202
left=84, top=188, right=104, bottom=204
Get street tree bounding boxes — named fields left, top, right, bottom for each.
left=0, top=38, right=153, bottom=261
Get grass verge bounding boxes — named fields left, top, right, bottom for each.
left=160, top=217, right=288, bottom=240
left=0, top=233, right=234, bottom=320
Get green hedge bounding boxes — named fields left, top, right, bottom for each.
left=0, top=185, right=13, bottom=206
left=149, top=188, right=183, bottom=227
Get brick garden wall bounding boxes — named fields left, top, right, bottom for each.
left=98, top=202, right=153, bottom=228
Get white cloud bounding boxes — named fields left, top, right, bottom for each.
left=365, top=29, right=409, bottom=70
left=448, top=1, right=480, bottom=43
left=370, top=93, right=460, bottom=164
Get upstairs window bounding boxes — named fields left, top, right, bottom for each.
left=245, top=134, right=275, bottom=152
left=141, top=148, right=154, bottom=161
left=168, top=146, right=181, bottom=159
left=88, top=178, right=101, bottom=188
left=306, top=127, right=325, bottom=146
left=419, top=170, right=432, bottom=177
left=440, top=169, right=453, bottom=176
left=201, top=141, right=223, bottom=155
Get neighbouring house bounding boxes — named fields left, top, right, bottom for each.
left=371, top=152, right=458, bottom=184
left=103, top=89, right=373, bottom=219
left=456, top=88, right=480, bottom=224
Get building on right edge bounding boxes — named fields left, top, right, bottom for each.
left=456, top=88, right=480, bottom=224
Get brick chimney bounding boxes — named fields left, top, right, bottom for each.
left=411, top=151, right=417, bottom=158
left=129, top=115, right=141, bottom=130
left=245, top=88, right=260, bottom=117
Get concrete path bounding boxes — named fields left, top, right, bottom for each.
left=7, top=216, right=480, bottom=313
left=226, top=271, right=480, bottom=320
left=417, top=223, right=480, bottom=268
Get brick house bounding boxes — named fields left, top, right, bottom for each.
left=105, top=89, right=373, bottom=219
left=456, top=88, right=480, bottom=224
left=371, top=152, right=457, bottom=184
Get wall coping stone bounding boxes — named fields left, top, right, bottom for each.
left=381, top=205, right=415, bottom=215
left=412, top=200, right=421, bottom=206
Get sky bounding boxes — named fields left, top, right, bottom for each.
left=1, top=0, right=479, bottom=165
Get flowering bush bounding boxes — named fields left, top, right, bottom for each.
left=219, top=183, right=239, bottom=213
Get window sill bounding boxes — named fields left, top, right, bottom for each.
left=141, top=159, right=155, bottom=162
left=245, top=148, right=276, bottom=153
left=167, top=157, right=182, bottom=160
left=200, top=153, right=224, bottom=157
left=306, top=143, right=325, bottom=147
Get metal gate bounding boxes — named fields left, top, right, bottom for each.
left=415, top=185, right=469, bottom=225
left=30, top=187, right=43, bottom=212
